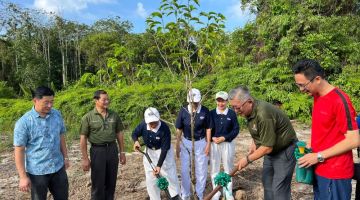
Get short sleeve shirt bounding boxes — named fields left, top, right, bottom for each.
left=210, top=108, right=240, bottom=142
left=175, top=105, right=211, bottom=140
left=246, top=100, right=297, bottom=154
left=13, top=107, right=66, bottom=175
left=80, top=108, right=124, bottom=144
left=312, top=88, right=358, bottom=178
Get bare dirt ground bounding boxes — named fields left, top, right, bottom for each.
left=0, top=121, right=358, bottom=200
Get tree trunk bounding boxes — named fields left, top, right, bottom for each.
left=1, top=59, right=4, bottom=80
left=47, top=34, right=51, bottom=84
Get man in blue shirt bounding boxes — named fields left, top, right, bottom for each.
left=210, top=91, right=239, bottom=200
left=14, top=86, right=69, bottom=200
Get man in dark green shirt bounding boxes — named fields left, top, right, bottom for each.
left=229, top=86, right=297, bottom=200
left=80, top=90, right=126, bottom=200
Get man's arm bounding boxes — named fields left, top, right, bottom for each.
left=299, top=130, right=360, bottom=168
left=80, top=135, right=91, bottom=171
left=116, top=132, right=126, bottom=165
left=60, top=134, right=69, bottom=169
left=14, top=146, right=31, bottom=192
left=237, top=145, right=273, bottom=170
left=322, top=130, right=360, bottom=158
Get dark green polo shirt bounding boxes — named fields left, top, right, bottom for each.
left=80, top=108, right=124, bottom=144
left=246, top=100, right=297, bottom=154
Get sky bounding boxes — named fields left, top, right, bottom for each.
left=8, top=0, right=256, bottom=33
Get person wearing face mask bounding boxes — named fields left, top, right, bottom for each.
left=228, top=86, right=298, bottom=200
left=293, top=59, right=360, bottom=200
left=175, top=88, right=212, bottom=200
left=79, top=90, right=126, bottom=200
left=209, top=91, right=239, bottom=200
left=132, top=107, right=181, bottom=200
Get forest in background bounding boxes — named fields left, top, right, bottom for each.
left=1, top=0, right=360, bottom=151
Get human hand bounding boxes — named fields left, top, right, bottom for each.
left=133, top=141, right=141, bottom=152
left=298, top=153, right=318, bottom=168
left=153, top=166, right=161, bottom=176
left=237, top=157, right=248, bottom=171
left=212, top=137, right=225, bottom=144
left=82, top=158, right=91, bottom=171
left=120, top=152, right=126, bottom=165
left=19, top=176, right=31, bottom=193
left=205, top=142, right=211, bottom=156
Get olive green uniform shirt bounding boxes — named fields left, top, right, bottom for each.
left=80, top=108, right=124, bottom=144
left=247, top=100, right=297, bottom=154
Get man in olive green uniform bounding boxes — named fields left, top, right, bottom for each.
left=229, top=86, right=297, bottom=200
left=80, top=90, right=126, bottom=200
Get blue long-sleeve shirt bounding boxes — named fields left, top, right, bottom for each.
left=175, top=105, right=211, bottom=140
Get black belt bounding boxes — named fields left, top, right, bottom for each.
left=184, top=136, right=205, bottom=141
left=91, top=141, right=116, bottom=147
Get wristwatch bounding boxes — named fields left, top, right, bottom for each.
left=317, top=152, right=325, bottom=163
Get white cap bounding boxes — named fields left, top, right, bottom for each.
left=215, top=91, right=228, bottom=100
left=144, top=107, right=160, bottom=124
left=187, top=88, right=201, bottom=103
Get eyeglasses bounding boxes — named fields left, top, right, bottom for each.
left=231, top=99, right=249, bottom=111
left=295, top=77, right=315, bottom=89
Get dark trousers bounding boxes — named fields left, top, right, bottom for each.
left=90, top=143, right=119, bottom=200
left=28, top=166, right=68, bottom=200
left=262, top=143, right=296, bottom=200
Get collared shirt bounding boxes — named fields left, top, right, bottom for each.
left=80, top=108, right=124, bottom=144
left=175, top=105, right=211, bottom=140
left=210, top=107, right=239, bottom=142
left=13, top=107, right=66, bottom=175
left=187, top=104, right=202, bottom=114
left=246, top=99, right=297, bottom=154
left=216, top=107, right=229, bottom=115
left=132, top=120, right=171, bottom=167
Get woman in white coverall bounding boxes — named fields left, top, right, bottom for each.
left=132, top=107, right=180, bottom=200
left=209, top=91, right=239, bottom=200
left=175, top=88, right=212, bottom=200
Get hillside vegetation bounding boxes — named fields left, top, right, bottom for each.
left=1, top=0, right=360, bottom=151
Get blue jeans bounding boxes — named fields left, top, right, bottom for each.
left=313, top=175, right=351, bottom=200
left=28, top=166, right=68, bottom=200
left=262, top=142, right=296, bottom=200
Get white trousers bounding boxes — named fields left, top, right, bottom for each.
left=210, top=141, right=235, bottom=200
left=180, top=137, right=208, bottom=200
left=144, top=146, right=180, bottom=200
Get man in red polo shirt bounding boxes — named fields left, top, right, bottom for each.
left=293, top=59, right=360, bottom=199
